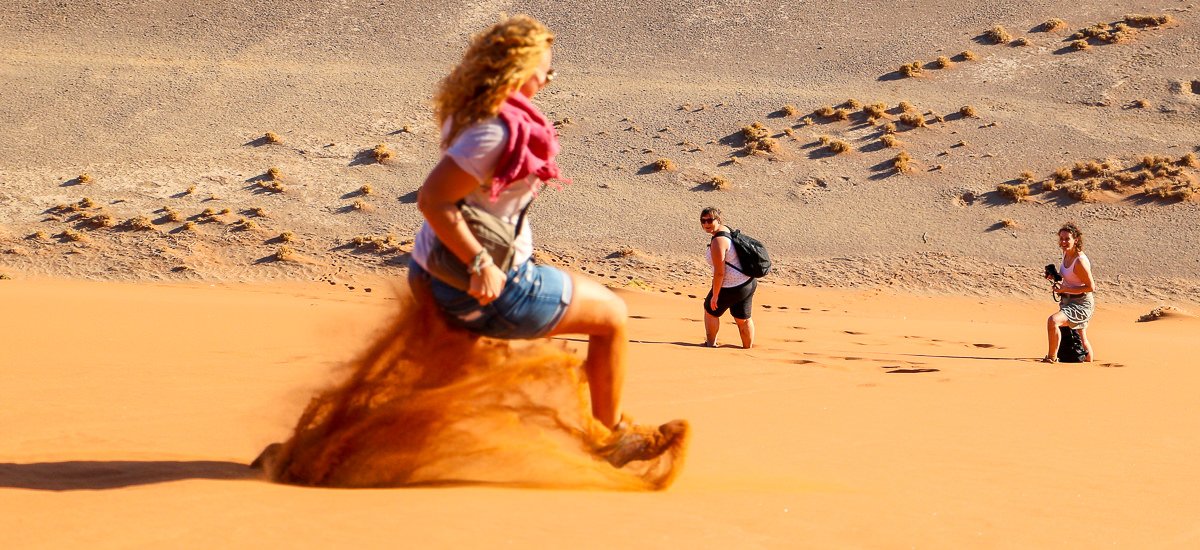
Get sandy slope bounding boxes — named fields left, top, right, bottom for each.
left=3, top=278, right=1198, bottom=548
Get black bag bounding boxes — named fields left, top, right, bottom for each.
left=1057, top=326, right=1087, bottom=363
left=713, top=229, right=771, bottom=278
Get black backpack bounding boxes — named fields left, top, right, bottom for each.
left=713, top=229, right=772, bottom=278
left=1057, top=326, right=1087, bottom=363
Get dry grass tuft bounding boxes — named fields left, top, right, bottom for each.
left=351, top=199, right=370, bottom=211
left=961, top=50, right=979, bottom=60
left=78, top=197, right=96, bottom=209
left=832, top=108, right=851, bottom=121
left=121, top=216, right=154, bottom=231
left=880, top=134, right=901, bottom=148
left=1133, top=99, right=1150, bottom=109
left=1179, top=153, right=1199, bottom=168
left=1123, top=14, right=1175, bottom=28
left=900, top=61, right=923, bottom=77
left=1053, top=167, right=1073, bottom=183
left=996, top=183, right=1031, bottom=201
left=781, top=104, right=799, bottom=117
left=275, top=246, right=296, bottom=262
left=783, top=128, right=796, bottom=138
left=351, top=234, right=401, bottom=252
left=279, top=231, right=295, bottom=243
left=653, top=158, right=678, bottom=172
left=892, top=151, right=914, bottom=173
left=181, top=221, right=196, bottom=231
left=372, top=143, right=395, bottom=163
left=1042, top=18, right=1068, bottom=32
left=1070, top=39, right=1091, bottom=51
left=986, top=25, right=1013, bottom=44
left=359, top=184, right=373, bottom=195
left=1065, top=179, right=1101, bottom=201
left=814, top=106, right=836, bottom=118
left=264, top=131, right=282, bottom=144
left=235, top=218, right=260, bottom=231
left=268, top=167, right=283, bottom=181
left=898, top=101, right=916, bottom=113
left=843, top=99, right=862, bottom=110
left=960, top=105, right=978, bottom=118
left=935, top=56, right=953, bottom=68
left=78, top=173, right=94, bottom=185
left=250, top=207, right=268, bottom=218
left=799, top=116, right=814, bottom=126
left=709, top=175, right=731, bottom=190
left=827, top=139, right=851, bottom=154
left=61, top=229, right=87, bottom=242
left=899, top=113, right=927, bottom=128
left=1012, top=37, right=1030, bottom=46
left=999, top=218, right=1018, bottom=228
left=882, top=122, right=898, bottom=134
left=86, top=213, right=116, bottom=229
left=184, top=185, right=196, bottom=195
left=863, top=103, right=888, bottom=119
left=29, top=230, right=48, bottom=240
left=1019, top=171, right=1035, bottom=183
left=742, top=122, right=771, bottom=141
left=1137, top=305, right=1182, bottom=322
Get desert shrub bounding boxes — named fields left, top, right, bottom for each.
left=827, top=139, right=851, bottom=154
left=1012, top=37, right=1030, bottom=46
left=900, top=61, right=923, bottom=77
left=748, top=138, right=780, bottom=154
left=799, top=116, right=814, bottom=125
left=1133, top=99, right=1150, bottom=108
left=996, top=183, right=1030, bottom=201
left=783, top=128, right=796, bottom=138
left=268, top=167, right=283, bottom=181
left=181, top=221, right=196, bottom=231
left=1000, top=218, right=1017, bottom=228
left=78, top=173, right=94, bottom=185
left=881, top=134, right=900, bottom=148
left=899, top=113, right=926, bottom=127
left=250, top=207, right=268, bottom=218
left=1053, top=167, right=1073, bottom=183
left=709, top=175, right=731, bottom=190
left=373, top=143, right=394, bottom=163
left=653, top=158, right=677, bottom=172
left=275, top=246, right=296, bottom=262
left=935, top=56, right=953, bottom=68
left=832, top=108, right=851, bottom=121
left=121, top=216, right=154, bottom=231
left=893, top=151, right=914, bottom=173
left=1123, top=14, right=1174, bottom=27
left=79, top=197, right=95, bottom=209
left=279, top=231, right=295, bottom=242
left=1041, top=18, right=1068, bottom=31
left=882, top=122, right=898, bottom=134
left=960, top=105, right=978, bottom=118
left=961, top=50, right=979, bottom=60
left=1070, top=39, right=1091, bottom=51
left=359, top=184, right=373, bottom=196
left=1019, top=171, right=1035, bottom=183
left=218, top=207, right=231, bottom=215
left=863, top=103, right=888, bottom=119
left=742, top=122, right=771, bottom=141
left=61, top=229, right=87, bottom=242
left=898, top=101, right=916, bottom=112
left=185, top=185, right=196, bottom=195
left=1065, top=179, right=1101, bottom=201
left=843, top=99, right=862, bottom=109
left=986, top=25, right=1013, bottom=43
left=1179, top=153, right=1198, bottom=168
left=264, top=131, right=282, bottom=144
left=814, top=106, right=836, bottom=118
left=781, top=104, right=799, bottom=116
left=818, top=135, right=832, bottom=146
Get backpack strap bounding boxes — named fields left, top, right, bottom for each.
left=709, top=230, right=746, bottom=275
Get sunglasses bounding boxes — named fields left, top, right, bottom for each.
left=700, top=217, right=716, bottom=223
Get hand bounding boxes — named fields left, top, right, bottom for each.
left=709, top=294, right=719, bottom=311
left=1052, top=282, right=1065, bottom=294
left=469, top=264, right=506, bottom=305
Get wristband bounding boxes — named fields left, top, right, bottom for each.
left=469, top=249, right=493, bottom=276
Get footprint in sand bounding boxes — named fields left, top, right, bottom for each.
left=790, top=326, right=808, bottom=330
left=885, top=367, right=941, bottom=374
left=1098, top=362, right=1126, bottom=368
left=630, top=315, right=650, bottom=320
left=687, top=294, right=697, bottom=298
left=778, top=306, right=788, bottom=310
left=972, top=343, right=998, bottom=349
left=762, top=304, right=772, bottom=309
left=843, top=330, right=865, bottom=335
left=801, top=307, right=811, bottom=311
left=784, top=338, right=805, bottom=343
left=792, top=359, right=817, bottom=364
left=844, top=357, right=864, bottom=361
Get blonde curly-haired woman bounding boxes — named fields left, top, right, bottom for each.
left=1044, top=222, right=1096, bottom=363
left=409, top=15, right=684, bottom=467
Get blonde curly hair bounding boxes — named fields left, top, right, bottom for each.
left=434, top=15, right=554, bottom=147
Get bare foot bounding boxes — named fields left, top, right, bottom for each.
left=598, top=419, right=688, bottom=468
left=1041, top=355, right=1058, bottom=363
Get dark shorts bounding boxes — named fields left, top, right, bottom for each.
left=703, top=279, right=757, bottom=320
left=410, top=259, right=573, bottom=339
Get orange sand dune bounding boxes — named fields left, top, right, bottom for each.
left=3, top=279, right=1199, bottom=547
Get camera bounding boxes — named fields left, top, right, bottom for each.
left=1044, top=264, right=1062, bottom=282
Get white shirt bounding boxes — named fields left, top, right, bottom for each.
left=708, top=233, right=751, bottom=288
left=412, top=118, right=540, bottom=271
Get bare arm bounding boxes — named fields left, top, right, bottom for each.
left=710, top=236, right=728, bottom=300
left=416, top=157, right=506, bottom=303
left=1056, top=256, right=1096, bottom=294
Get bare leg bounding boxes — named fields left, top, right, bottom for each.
left=734, top=317, right=755, bottom=349
left=546, top=274, right=627, bottom=429
left=1045, top=311, right=1068, bottom=361
left=1078, top=328, right=1094, bottom=362
left=703, top=311, right=720, bottom=346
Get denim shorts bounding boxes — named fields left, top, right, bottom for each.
left=410, top=259, right=573, bottom=339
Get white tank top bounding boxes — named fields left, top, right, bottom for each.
left=707, top=233, right=751, bottom=288
left=1060, top=253, right=1088, bottom=288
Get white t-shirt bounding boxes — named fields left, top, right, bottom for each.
left=411, top=118, right=541, bottom=271
left=708, top=233, right=751, bottom=288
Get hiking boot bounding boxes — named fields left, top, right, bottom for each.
left=598, top=418, right=689, bottom=468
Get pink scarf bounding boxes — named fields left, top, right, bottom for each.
left=490, top=93, right=568, bottom=200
